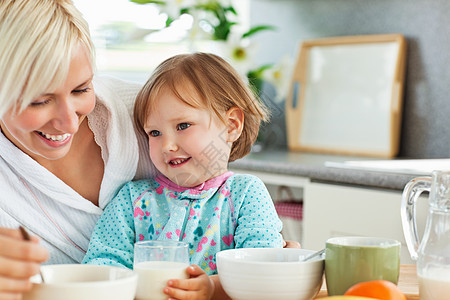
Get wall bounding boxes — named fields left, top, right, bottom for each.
left=250, top=0, right=450, bottom=159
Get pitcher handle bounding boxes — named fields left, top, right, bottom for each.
left=400, top=176, right=431, bottom=260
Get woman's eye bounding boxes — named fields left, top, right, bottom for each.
left=30, top=99, right=50, bottom=106
left=148, top=130, right=161, bottom=137
left=73, top=87, right=91, bottom=94
left=177, top=123, right=191, bottom=131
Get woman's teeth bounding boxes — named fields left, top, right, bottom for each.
left=39, top=132, right=71, bottom=142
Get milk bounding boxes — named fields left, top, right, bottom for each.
left=418, top=268, right=450, bottom=300
left=134, top=261, right=189, bottom=300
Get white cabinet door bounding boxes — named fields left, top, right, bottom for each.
left=303, top=182, right=428, bottom=264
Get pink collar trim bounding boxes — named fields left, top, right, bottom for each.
left=155, top=171, right=234, bottom=193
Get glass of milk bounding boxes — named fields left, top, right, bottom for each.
left=134, top=240, right=190, bottom=300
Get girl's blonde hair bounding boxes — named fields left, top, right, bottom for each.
left=0, top=0, right=94, bottom=117
left=134, top=52, right=269, bottom=162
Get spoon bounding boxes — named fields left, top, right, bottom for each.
left=300, top=248, right=325, bottom=262
left=19, top=226, right=46, bottom=283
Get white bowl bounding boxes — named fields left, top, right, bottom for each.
left=23, top=264, right=137, bottom=300
left=216, top=248, right=324, bottom=300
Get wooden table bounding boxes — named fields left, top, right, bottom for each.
left=315, top=265, right=419, bottom=299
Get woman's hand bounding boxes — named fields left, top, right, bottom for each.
left=0, top=227, right=48, bottom=299
left=283, top=239, right=301, bottom=248
left=163, top=264, right=214, bottom=300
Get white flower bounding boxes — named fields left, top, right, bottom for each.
left=210, top=32, right=258, bottom=79
left=189, top=9, right=216, bottom=40
left=262, top=55, right=294, bottom=102
left=159, top=0, right=197, bottom=20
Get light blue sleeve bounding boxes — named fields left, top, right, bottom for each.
left=232, top=175, right=283, bottom=248
left=82, top=182, right=136, bottom=269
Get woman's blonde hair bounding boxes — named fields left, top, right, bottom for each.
left=0, top=0, right=94, bottom=117
left=134, top=52, right=269, bottom=162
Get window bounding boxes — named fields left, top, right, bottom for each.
left=73, top=0, right=249, bottom=83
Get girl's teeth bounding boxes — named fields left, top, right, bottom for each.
left=171, top=158, right=187, bottom=165
left=42, top=132, right=71, bottom=141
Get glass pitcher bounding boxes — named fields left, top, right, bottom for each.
left=401, top=170, right=450, bottom=300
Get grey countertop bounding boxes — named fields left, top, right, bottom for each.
left=229, top=150, right=419, bottom=191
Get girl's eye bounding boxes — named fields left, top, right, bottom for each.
left=148, top=130, right=161, bottom=137
left=73, top=87, right=91, bottom=94
left=177, top=123, right=191, bottom=131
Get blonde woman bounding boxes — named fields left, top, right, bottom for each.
left=0, top=0, right=152, bottom=298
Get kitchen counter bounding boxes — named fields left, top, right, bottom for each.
left=230, top=150, right=418, bottom=191
left=229, top=149, right=441, bottom=262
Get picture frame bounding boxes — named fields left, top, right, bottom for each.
left=285, top=34, right=407, bottom=158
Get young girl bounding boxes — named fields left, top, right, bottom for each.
left=83, top=53, right=283, bottom=299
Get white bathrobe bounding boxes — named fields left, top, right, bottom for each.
left=0, top=75, right=153, bottom=264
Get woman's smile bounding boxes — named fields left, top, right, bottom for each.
left=36, top=131, right=72, bottom=146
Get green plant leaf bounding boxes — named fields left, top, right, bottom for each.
left=129, top=0, right=165, bottom=4
left=248, top=64, right=274, bottom=78
left=213, top=21, right=237, bottom=41
left=166, top=16, right=175, bottom=27
left=242, top=25, right=276, bottom=39
left=224, top=6, right=237, bottom=15
left=213, top=24, right=230, bottom=41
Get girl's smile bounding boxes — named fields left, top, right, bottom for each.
left=168, top=156, right=191, bottom=167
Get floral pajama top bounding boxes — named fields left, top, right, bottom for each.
left=82, top=171, right=283, bottom=275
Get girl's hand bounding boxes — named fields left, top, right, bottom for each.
left=163, top=265, right=214, bottom=300
left=0, top=227, right=49, bottom=299
left=283, top=239, right=301, bottom=248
